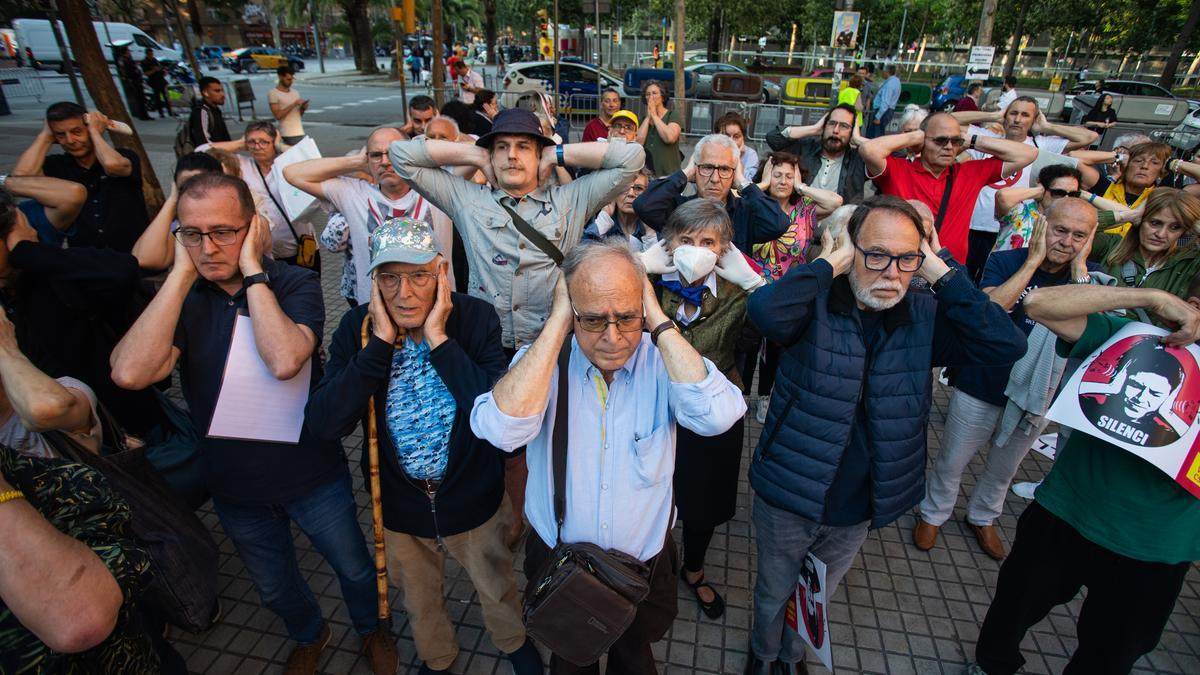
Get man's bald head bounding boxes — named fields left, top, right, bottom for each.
left=1040, top=197, right=1097, bottom=270
left=920, top=113, right=964, bottom=170
left=561, top=239, right=646, bottom=375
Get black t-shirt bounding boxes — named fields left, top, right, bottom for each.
left=174, top=258, right=345, bottom=505
left=1083, top=106, right=1117, bottom=127
left=43, top=150, right=149, bottom=253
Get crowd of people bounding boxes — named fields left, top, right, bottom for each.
left=1, top=63, right=1199, bottom=675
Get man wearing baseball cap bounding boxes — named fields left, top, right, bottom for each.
left=608, top=110, right=641, bottom=143
left=308, top=217, right=542, bottom=675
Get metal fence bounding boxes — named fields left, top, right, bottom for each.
left=0, top=68, right=45, bottom=102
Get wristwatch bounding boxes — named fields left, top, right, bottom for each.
left=650, top=319, right=677, bottom=345
left=243, top=272, right=271, bottom=290
left=555, top=144, right=566, bottom=167
left=930, top=267, right=958, bottom=294
left=969, top=134, right=978, bottom=150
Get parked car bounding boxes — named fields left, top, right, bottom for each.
left=502, top=61, right=626, bottom=114
left=685, top=62, right=782, bottom=103
left=195, top=45, right=231, bottom=62
left=1061, top=79, right=1177, bottom=120
left=13, top=18, right=182, bottom=70
left=932, top=74, right=1004, bottom=110
left=223, top=46, right=304, bottom=73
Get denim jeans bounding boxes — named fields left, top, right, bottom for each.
left=919, top=389, right=1047, bottom=527
left=865, top=109, right=894, bottom=138
left=213, top=471, right=379, bottom=643
left=750, top=495, right=869, bottom=664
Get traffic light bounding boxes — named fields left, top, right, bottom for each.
left=391, top=0, right=417, bottom=32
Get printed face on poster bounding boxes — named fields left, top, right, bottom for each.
left=784, top=553, right=833, bottom=671
left=1046, top=322, right=1200, bottom=498
left=831, top=12, right=861, bottom=50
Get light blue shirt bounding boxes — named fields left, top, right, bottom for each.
left=873, top=75, right=901, bottom=114
left=470, top=334, right=745, bottom=561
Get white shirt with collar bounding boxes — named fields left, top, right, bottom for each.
left=662, top=270, right=719, bottom=324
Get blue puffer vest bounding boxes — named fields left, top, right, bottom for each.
left=750, top=276, right=936, bottom=529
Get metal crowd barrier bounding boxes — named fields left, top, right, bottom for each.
left=0, top=68, right=45, bottom=102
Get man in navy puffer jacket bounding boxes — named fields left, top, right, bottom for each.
left=743, top=196, right=1027, bottom=675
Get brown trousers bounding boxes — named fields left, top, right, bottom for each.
left=384, top=497, right=526, bottom=670
left=524, top=531, right=679, bottom=675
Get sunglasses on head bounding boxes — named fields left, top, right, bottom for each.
left=1047, top=188, right=1082, bottom=198
left=928, top=136, right=966, bottom=147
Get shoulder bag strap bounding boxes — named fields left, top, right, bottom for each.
left=933, top=164, right=956, bottom=233
left=255, top=162, right=302, bottom=245
left=552, top=338, right=573, bottom=535
left=502, top=203, right=564, bottom=266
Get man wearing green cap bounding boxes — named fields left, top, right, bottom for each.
left=308, top=217, right=543, bottom=675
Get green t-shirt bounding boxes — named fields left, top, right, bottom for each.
left=643, top=108, right=683, bottom=176
left=1036, top=313, right=1200, bottom=564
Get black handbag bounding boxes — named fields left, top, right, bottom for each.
left=522, top=343, right=653, bottom=666
left=45, top=401, right=219, bottom=633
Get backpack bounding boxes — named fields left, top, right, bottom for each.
left=173, top=116, right=194, bottom=159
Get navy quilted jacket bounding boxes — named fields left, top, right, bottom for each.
left=747, top=260, right=1027, bottom=528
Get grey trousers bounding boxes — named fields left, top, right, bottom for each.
left=749, top=494, right=869, bottom=664
left=919, top=389, right=1048, bottom=527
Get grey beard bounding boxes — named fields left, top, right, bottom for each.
left=849, top=269, right=907, bottom=311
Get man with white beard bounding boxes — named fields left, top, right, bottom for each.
left=741, top=195, right=1027, bottom=675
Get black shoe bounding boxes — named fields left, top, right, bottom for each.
left=504, top=638, right=543, bottom=675
left=744, top=654, right=773, bottom=675
left=771, top=661, right=810, bottom=675
left=417, top=664, right=449, bottom=675
left=681, top=567, right=726, bottom=619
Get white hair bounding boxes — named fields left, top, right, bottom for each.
left=898, top=104, right=928, bottom=131
left=1112, top=132, right=1150, bottom=151
left=428, top=115, right=460, bottom=133
left=690, top=133, right=740, bottom=165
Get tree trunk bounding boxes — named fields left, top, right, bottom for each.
left=342, top=0, right=378, bottom=74
left=976, top=0, right=998, bottom=46
left=1002, top=4, right=1027, bottom=78
left=186, top=0, right=203, bottom=37
left=484, top=0, right=497, bottom=65
left=706, top=9, right=722, bottom=64
left=1160, top=0, right=1200, bottom=89
left=432, top=0, right=444, bottom=108
left=55, top=0, right=164, bottom=212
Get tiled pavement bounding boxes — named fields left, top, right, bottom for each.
left=172, top=234, right=1200, bottom=675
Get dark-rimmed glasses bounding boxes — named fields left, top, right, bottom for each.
left=697, top=164, right=735, bottom=179
left=174, top=226, right=247, bottom=247
left=1047, top=189, right=1082, bottom=198
left=854, top=244, right=926, bottom=272
left=572, top=306, right=643, bottom=333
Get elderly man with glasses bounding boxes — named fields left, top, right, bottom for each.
left=111, top=173, right=399, bottom=675
left=634, top=133, right=789, bottom=256
left=860, top=112, right=1038, bottom=266
left=472, top=238, right=746, bottom=674
left=743, top=196, right=1026, bottom=675
left=308, top=217, right=544, bottom=675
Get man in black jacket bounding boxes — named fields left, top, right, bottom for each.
left=188, top=77, right=231, bottom=148
left=633, top=133, right=789, bottom=255
left=307, top=217, right=542, bottom=675
left=765, top=104, right=868, bottom=204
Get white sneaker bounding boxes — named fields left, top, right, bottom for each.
left=1011, top=481, right=1041, bottom=499
left=755, top=396, right=770, bottom=425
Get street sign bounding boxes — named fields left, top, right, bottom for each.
left=966, top=46, right=995, bottom=79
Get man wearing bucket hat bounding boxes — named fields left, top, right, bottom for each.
left=388, top=107, right=645, bottom=352
left=307, top=217, right=543, bottom=675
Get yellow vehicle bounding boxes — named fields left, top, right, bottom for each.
left=781, top=77, right=835, bottom=108
left=223, top=47, right=304, bottom=74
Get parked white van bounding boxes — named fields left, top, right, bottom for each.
left=11, top=19, right=182, bottom=70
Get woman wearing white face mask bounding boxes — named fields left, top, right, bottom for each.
left=638, top=198, right=764, bottom=622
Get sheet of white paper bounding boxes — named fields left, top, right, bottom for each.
left=208, top=315, right=312, bottom=444
left=270, top=137, right=322, bottom=222
left=1032, top=433, right=1058, bottom=460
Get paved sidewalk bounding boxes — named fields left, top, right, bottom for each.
left=172, top=249, right=1200, bottom=674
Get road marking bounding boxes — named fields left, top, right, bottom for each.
left=322, top=105, right=343, bottom=110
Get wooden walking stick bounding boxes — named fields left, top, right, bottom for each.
left=361, top=313, right=398, bottom=626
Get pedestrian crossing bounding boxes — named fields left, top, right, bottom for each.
left=306, top=94, right=405, bottom=115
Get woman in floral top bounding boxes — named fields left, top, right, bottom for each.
left=744, top=152, right=842, bottom=422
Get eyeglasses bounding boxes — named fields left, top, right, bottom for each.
left=374, top=270, right=436, bottom=292
left=854, top=244, right=926, bottom=272
left=928, top=136, right=966, bottom=148
left=366, top=151, right=389, bottom=162
left=174, top=226, right=247, bottom=247
left=245, top=139, right=273, bottom=147
left=1047, top=189, right=1082, bottom=198
left=697, top=164, right=735, bottom=179
left=826, top=121, right=853, bottom=131
left=572, top=306, right=643, bottom=333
